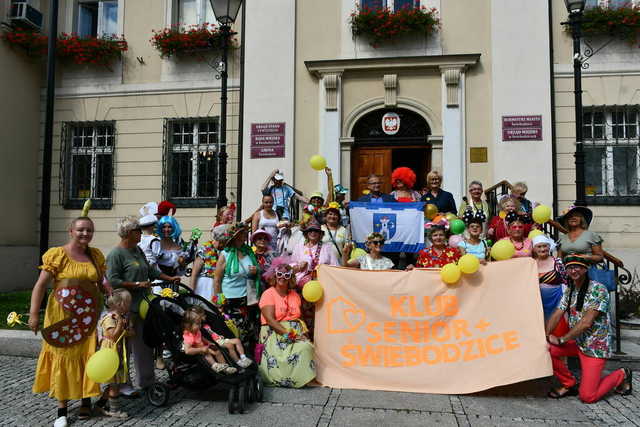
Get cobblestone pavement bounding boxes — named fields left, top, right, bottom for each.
left=2, top=355, right=639, bottom=427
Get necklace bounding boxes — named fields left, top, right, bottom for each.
left=510, top=238, right=524, bottom=250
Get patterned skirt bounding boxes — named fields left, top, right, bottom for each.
left=258, top=321, right=315, bottom=388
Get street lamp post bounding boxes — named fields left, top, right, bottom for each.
left=210, top=0, right=243, bottom=208
left=564, top=0, right=587, bottom=207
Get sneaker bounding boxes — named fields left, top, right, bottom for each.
left=102, top=409, right=129, bottom=419
left=236, top=357, right=253, bottom=368
left=223, top=365, right=238, bottom=374
left=53, top=416, right=67, bottom=427
left=211, top=362, right=227, bottom=373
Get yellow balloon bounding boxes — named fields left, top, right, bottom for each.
left=491, top=239, right=515, bottom=261
left=424, top=204, right=438, bottom=220
left=445, top=213, right=458, bottom=222
left=302, top=280, right=323, bottom=303
left=458, top=254, right=480, bottom=274
left=440, top=263, right=462, bottom=284
left=499, top=210, right=507, bottom=219
left=309, top=155, right=327, bottom=171
left=532, top=205, right=552, bottom=224
left=86, top=348, right=119, bottom=383
left=138, top=294, right=156, bottom=320
left=349, top=247, right=367, bottom=262
left=528, top=229, right=544, bottom=240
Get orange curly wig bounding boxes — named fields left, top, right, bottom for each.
left=391, top=167, right=417, bottom=189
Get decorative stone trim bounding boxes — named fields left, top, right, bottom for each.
left=383, top=74, right=398, bottom=107
left=323, top=73, right=341, bottom=111
left=441, top=67, right=462, bottom=107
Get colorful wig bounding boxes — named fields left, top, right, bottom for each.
left=156, top=215, right=182, bottom=243
left=391, top=167, right=417, bottom=189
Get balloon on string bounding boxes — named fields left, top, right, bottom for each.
left=490, top=240, right=515, bottom=261
left=309, top=155, right=327, bottom=171
left=528, top=229, right=544, bottom=239
left=440, top=263, right=462, bottom=284
left=302, top=280, right=323, bottom=302
left=445, top=213, right=458, bottom=222
left=499, top=210, right=507, bottom=219
left=349, top=247, right=367, bottom=262
left=138, top=294, right=157, bottom=320
left=532, top=205, right=552, bottom=224
left=450, top=219, right=466, bottom=235
left=86, top=348, right=119, bottom=383
left=458, top=254, right=480, bottom=274
left=424, top=204, right=438, bottom=220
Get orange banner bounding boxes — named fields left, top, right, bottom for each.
left=315, top=258, right=552, bottom=394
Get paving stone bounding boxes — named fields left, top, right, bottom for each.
left=466, top=414, right=597, bottom=426
left=329, top=407, right=458, bottom=426
left=262, top=384, right=332, bottom=405
left=460, top=395, right=590, bottom=421
left=192, top=401, right=323, bottom=426
left=337, top=389, right=452, bottom=412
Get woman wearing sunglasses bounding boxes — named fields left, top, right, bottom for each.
left=499, top=213, right=533, bottom=258
left=257, top=263, right=315, bottom=388
left=342, top=232, right=394, bottom=270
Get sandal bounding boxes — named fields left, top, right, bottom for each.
left=616, top=368, right=633, bottom=396
left=548, top=385, right=578, bottom=399
left=78, top=405, right=92, bottom=420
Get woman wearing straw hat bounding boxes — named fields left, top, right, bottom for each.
left=546, top=255, right=631, bottom=401
left=213, top=222, right=262, bottom=351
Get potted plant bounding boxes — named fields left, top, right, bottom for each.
left=350, top=5, right=440, bottom=47
left=570, top=5, right=640, bottom=45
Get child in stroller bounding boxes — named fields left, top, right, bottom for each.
left=182, top=307, right=237, bottom=374
left=187, top=306, right=253, bottom=369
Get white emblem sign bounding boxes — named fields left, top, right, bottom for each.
left=382, top=112, right=400, bottom=135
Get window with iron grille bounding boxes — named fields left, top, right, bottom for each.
left=583, top=105, right=640, bottom=205
left=585, top=0, right=640, bottom=9
left=163, top=118, right=220, bottom=207
left=60, top=121, right=115, bottom=209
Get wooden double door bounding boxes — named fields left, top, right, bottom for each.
left=351, top=145, right=431, bottom=199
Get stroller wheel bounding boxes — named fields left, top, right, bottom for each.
left=228, top=386, right=238, bottom=414
left=246, top=377, right=255, bottom=403
left=255, top=374, right=264, bottom=402
left=237, top=384, right=246, bottom=413
left=146, top=383, right=170, bottom=407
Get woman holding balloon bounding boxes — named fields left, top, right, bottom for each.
left=499, top=213, right=533, bottom=258
left=30, top=215, right=106, bottom=426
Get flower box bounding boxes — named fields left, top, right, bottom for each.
left=2, top=29, right=128, bottom=68
left=569, top=5, right=640, bottom=46
left=350, top=5, right=440, bottom=48
left=151, top=23, right=235, bottom=58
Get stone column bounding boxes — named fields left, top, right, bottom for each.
left=439, top=66, right=466, bottom=205
left=318, top=72, right=343, bottom=195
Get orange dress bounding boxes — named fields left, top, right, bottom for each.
left=32, top=247, right=105, bottom=400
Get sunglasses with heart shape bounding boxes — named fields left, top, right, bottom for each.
left=276, top=271, right=293, bottom=279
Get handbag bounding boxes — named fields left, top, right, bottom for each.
left=246, top=277, right=259, bottom=306
left=588, top=266, right=616, bottom=292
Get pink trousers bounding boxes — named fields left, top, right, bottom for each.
left=549, top=341, right=625, bottom=403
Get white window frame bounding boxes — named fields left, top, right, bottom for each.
left=62, top=122, right=115, bottom=209
left=360, top=0, right=421, bottom=12
left=587, top=0, right=640, bottom=8
left=173, top=0, right=214, bottom=26
left=165, top=118, right=221, bottom=203
left=76, top=0, right=118, bottom=37
left=583, top=106, right=640, bottom=201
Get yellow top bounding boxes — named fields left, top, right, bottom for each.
left=33, top=246, right=106, bottom=400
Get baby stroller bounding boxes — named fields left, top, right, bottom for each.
left=142, top=283, right=263, bottom=413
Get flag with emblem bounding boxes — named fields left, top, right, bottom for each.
left=349, top=202, right=425, bottom=252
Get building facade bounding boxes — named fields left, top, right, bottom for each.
left=1, top=0, right=638, bottom=291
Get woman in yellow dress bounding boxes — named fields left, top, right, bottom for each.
left=28, top=216, right=106, bottom=427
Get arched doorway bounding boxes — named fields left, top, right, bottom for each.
left=351, top=108, right=431, bottom=197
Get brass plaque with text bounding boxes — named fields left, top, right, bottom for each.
left=470, top=147, right=488, bottom=163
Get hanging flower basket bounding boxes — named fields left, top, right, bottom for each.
left=150, top=23, right=235, bottom=58
left=566, top=5, right=640, bottom=46
left=2, top=29, right=128, bottom=68
left=350, top=5, right=440, bottom=48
